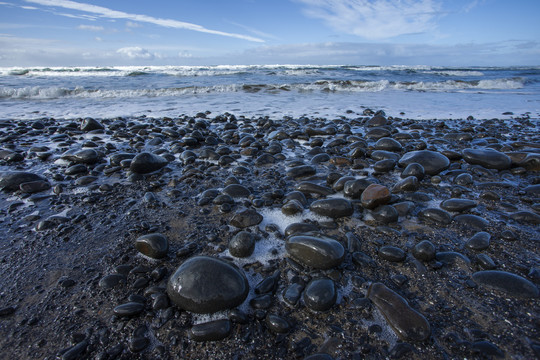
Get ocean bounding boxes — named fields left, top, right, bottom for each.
left=1, top=64, right=539, bottom=120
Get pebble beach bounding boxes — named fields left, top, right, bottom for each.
left=0, top=109, right=539, bottom=359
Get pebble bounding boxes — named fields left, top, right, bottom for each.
left=189, top=319, right=232, bottom=342
left=367, top=282, right=431, bottom=342
left=401, top=162, right=425, bottom=180
left=286, top=235, right=345, bottom=269
left=113, top=302, right=145, bottom=317
left=130, top=152, right=168, bottom=174
left=287, top=165, right=317, bottom=179
left=466, top=232, right=491, bottom=251
left=230, top=208, right=263, bottom=228
left=378, top=246, right=406, bottom=262
left=440, top=199, right=477, bottom=212
left=412, top=240, right=436, bottom=261
left=0, top=172, right=47, bottom=192
left=472, top=270, right=539, bottom=298
left=167, top=256, right=249, bottom=313
left=462, top=148, right=512, bottom=170
left=398, top=150, right=450, bottom=175
left=303, top=278, right=337, bottom=311
left=98, top=274, right=126, bottom=289
left=454, top=214, right=489, bottom=230
left=228, top=231, right=256, bottom=258
left=266, top=313, right=291, bottom=333
left=418, top=208, right=452, bottom=225
left=310, top=198, right=354, bottom=218
left=361, top=184, right=391, bottom=209
left=135, top=233, right=169, bottom=259
left=222, top=184, right=251, bottom=198
left=371, top=205, right=399, bottom=223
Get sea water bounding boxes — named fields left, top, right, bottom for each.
left=1, top=65, right=539, bottom=120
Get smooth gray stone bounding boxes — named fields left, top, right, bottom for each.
left=0, top=172, right=47, bottom=192
left=230, top=208, right=263, bottom=228
left=303, top=278, right=337, bottom=311
left=418, top=208, right=452, bottom=225
left=472, top=270, right=538, bottom=298
left=454, top=214, right=489, bottom=230
left=399, top=150, right=450, bottom=175
left=440, top=199, right=477, bottom=212
left=113, top=302, right=145, bottom=317
left=130, top=152, right=167, bottom=174
left=189, top=319, right=232, bottom=341
left=367, top=282, right=431, bottom=342
left=167, top=256, right=249, bottom=313
left=265, top=314, right=290, bottom=333
left=463, top=148, right=512, bottom=170
left=228, top=231, right=256, bottom=258
left=286, top=235, right=345, bottom=270
left=310, top=198, right=354, bottom=218
left=466, top=232, right=491, bottom=251
left=378, top=246, right=406, bottom=262
left=287, top=165, right=316, bottom=179
left=135, top=233, right=169, bottom=259
left=222, top=184, right=251, bottom=198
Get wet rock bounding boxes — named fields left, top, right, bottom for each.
left=401, top=163, right=425, bottom=180
left=135, top=233, right=169, bottom=259
left=476, top=253, right=496, bottom=270
left=223, top=184, right=251, bottom=198
left=19, top=180, right=50, bottom=193
left=399, top=150, right=450, bottom=175
left=463, top=148, right=512, bottom=170
left=113, top=302, right=145, bottom=317
left=440, top=199, right=477, bottom=212
left=510, top=211, right=540, bottom=224
left=367, top=282, right=431, bottom=342
left=296, top=182, right=334, bottom=197
left=284, top=223, right=319, bottom=237
left=282, top=199, right=304, bottom=215
left=99, top=274, right=126, bottom=289
left=63, top=149, right=101, bottom=164
left=361, top=184, right=391, bottom=209
left=418, top=208, right=452, bottom=225
left=189, top=319, right=232, bottom=341
left=454, top=214, right=489, bottom=230
left=167, top=256, right=249, bottom=313
left=392, top=176, right=419, bottom=193
left=250, top=294, right=272, bottom=309
left=303, top=278, right=337, bottom=311
left=255, top=270, right=280, bottom=295
left=471, top=340, right=505, bottom=358
left=466, top=232, right=491, bottom=251
left=436, top=252, right=471, bottom=269
left=266, top=313, right=291, bottom=333
left=472, top=270, right=539, bottom=298
left=287, top=165, right=316, bottom=179
left=286, top=235, right=345, bottom=269
left=230, top=208, right=263, bottom=228
left=371, top=205, right=399, bottom=223
left=0, top=172, right=47, bottom=192
left=378, top=246, right=406, bottom=262
left=310, top=198, right=354, bottom=218
left=454, top=173, right=473, bottom=186
left=412, top=240, right=436, bottom=261
left=228, top=231, right=256, bottom=258
left=80, top=118, right=104, bottom=132
left=130, top=152, right=168, bottom=174
left=375, top=137, right=403, bottom=152
left=283, top=283, right=304, bottom=306
left=61, top=340, right=88, bottom=360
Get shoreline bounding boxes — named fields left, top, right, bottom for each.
left=0, top=112, right=539, bottom=359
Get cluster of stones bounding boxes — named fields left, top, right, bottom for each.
left=1, top=111, right=539, bottom=359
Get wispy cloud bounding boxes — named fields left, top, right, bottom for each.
left=23, top=0, right=264, bottom=42
left=117, top=46, right=154, bottom=60
left=297, top=0, right=441, bottom=39
left=77, top=24, right=104, bottom=32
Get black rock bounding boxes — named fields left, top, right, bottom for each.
left=412, top=240, right=436, bottom=261
left=228, top=231, right=256, bottom=258
left=303, top=278, right=337, bottom=311
left=472, top=270, right=539, bottom=298
left=0, top=172, right=47, bottom=192
left=418, top=208, right=452, bottom=225
left=135, top=233, right=169, bottom=259
left=287, top=165, right=316, bottom=179
left=230, top=208, right=263, bottom=228
left=286, top=235, right=345, bottom=270
left=189, top=319, right=232, bottom=341
left=80, top=118, right=104, bottom=132
left=113, top=302, right=145, bottom=317
left=466, top=232, right=491, bottom=251
left=401, top=163, right=425, bottom=180
left=167, top=256, right=249, bottom=313
left=130, top=152, right=168, bottom=174
left=463, top=148, right=512, bottom=170
left=266, top=313, right=291, bottom=333
left=378, top=246, right=406, bottom=262
left=440, top=199, right=477, bottom=212
left=310, top=198, right=354, bottom=218
left=399, top=150, right=450, bottom=175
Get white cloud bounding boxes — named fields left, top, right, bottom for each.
left=77, top=24, right=104, bottom=31
left=126, top=21, right=142, bottom=28
left=297, top=0, right=441, bottom=39
left=178, top=51, right=192, bottom=58
left=23, top=0, right=264, bottom=42
left=116, top=46, right=154, bottom=60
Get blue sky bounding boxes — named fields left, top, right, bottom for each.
left=0, top=0, right=539, bottom=66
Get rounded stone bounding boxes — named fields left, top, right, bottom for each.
left=472, top=270, right=538, bottom=298
left=343, top=179, right=372, bottom=198
left=392, top=176, right=419, bottom=193
left=282, top=199, right=304, bottom=216
left=230, top=208, right=263, bottom=228
left=371, top=205, right=399, bottom=224
left=375, top=137, right=403, bottom=152
left=167, top=256, right=249, bottom=313
left=466, top=232, right=491, bottom=251
left=0, top=172, right=47, bottom=192
left=463, top=148, right=512, bottom=170
left=310, top=198, right=354, bottom=218
left=135, top=233, right=169, bottom=259
left=440, top=199, right=477, bottom=212
left=412, top=240, right=436, bottom=261
left=303, top=278, right=337, bottom=311
left=418, top=208, right=452, bottom=225
left=378, top=246, right=406, bottom=262
left=367, top=282, right=431, bottom=342
left=113, top=302, right=145, bottom=317
left=361, top=184, right=391, bottom=210
left=286, top=165, right=316, bottom=179
left=189, top=319, right=232, bottom=341
left=265, top=314, right=291, bottom=333
left=222, top=184, right=251, bottom=198
left=228, top=231, right=256, bottom=258
left=286, top=235, right=345, bottom=270
left=399, top=150, right=450, bottom=175
left=401, top=163, right=425, bottom=180
left=130, top=152, right=168, bottom=174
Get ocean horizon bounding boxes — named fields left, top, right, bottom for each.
left=1, top=64, right=539, bottom=121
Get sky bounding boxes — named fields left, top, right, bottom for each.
left=0, top=0, right=539, bottom=66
